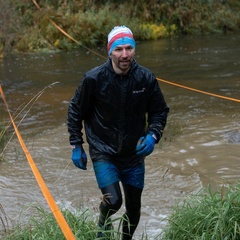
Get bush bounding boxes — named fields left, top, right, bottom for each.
left=1, top=0, right=240, bottom=54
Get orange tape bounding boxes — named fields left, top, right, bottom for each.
left=31, top=0, right=105, bottom=59
left=0, top=85, right=76, bottom=240
left=31, top=0, right=240, bottom=104
left=157, top=78, right=240, bottom=103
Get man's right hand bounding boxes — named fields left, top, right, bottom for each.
left=71, top=145, right=87, bottom=170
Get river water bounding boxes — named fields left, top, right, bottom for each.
left=0, top=34, right=240, bottom=239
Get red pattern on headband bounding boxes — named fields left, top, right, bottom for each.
left=107, top=33, right=133, bottom=52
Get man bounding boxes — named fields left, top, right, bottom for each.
left=67, top=25, right=169, bottom=239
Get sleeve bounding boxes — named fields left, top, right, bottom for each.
left=67, top=76, right=94, bottom=145
left=146, top=75, right=169, bottom=143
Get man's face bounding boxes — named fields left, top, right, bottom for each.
left=110, top=44, right=135, bottom=75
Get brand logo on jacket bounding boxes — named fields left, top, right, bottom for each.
left=132, top=88, right=145, bottom=94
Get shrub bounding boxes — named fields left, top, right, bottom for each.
left=3, top=0, right=240, bottom=54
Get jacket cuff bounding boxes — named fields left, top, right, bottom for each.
left=147, top=130, right=163, bottom=143
left=70, top=144, right=82, bottom=149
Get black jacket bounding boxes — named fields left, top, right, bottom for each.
left=67, top=58, right=169, bottom=164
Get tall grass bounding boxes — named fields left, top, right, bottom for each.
left=3, top=184, right=240, bottom=239
left=0, top=204, right=10, bottom=237
left=0, top=122, right=4, bottom=161
left=0, top=120, right=9, bottom=162
left=1, top=206, right=149, bottom=240
left=0, top=82, right=59, bottom=162
left=161, top=183, right=240, bottom=240
left=2, top=207, right=96, bottom=240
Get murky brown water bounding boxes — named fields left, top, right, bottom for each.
left=0, top=34, right=240, bottom=239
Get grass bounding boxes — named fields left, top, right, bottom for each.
left=0, top=121, right=6, bottom=161
left=0, top=204, right=10, bottom=237
left=1, top=205, right=149, bottom=240
left=161, top=183, right=240, bottom=240
left=0, top=117, right=14, bottom=162
left=3, top=184, right=240, bottom=239
left=2, top=206, right=97, bottom=239
left=0, top=82, right=59, bottom=162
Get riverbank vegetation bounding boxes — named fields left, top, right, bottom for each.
left=1, top=206, right=146, bottom=239
left=1, top=1, right=240, bottom=239
left=2, top=183, right=240, bottom=239
left=161, top=183, right=240, bottom=239
left=0, top=0, right=240, bottom=56
left=2, top=207, right=98, bottom=240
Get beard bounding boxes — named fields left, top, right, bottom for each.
left=111, top=56, right=133, bottom=74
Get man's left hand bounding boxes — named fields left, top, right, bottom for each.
left=136, top=134, right=156, bottom=156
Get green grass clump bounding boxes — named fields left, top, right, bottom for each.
left=2, top=206, right=150, bottom=240
left=3, top=207, right=98, bottom=240
left=161, top=183, right=240, bottom=240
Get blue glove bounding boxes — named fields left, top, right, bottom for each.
left=136, top=134, right=156, bottom=156
left=71, top=146, right=87, bottom=170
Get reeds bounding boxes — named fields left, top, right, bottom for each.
left=0, top=204, right=10, bottom=237
left=0, top=82, right=59, bottom=162
left=2, top=206, right=96, bottom=240
left=0, top=122, right=6, bottom=161
left=1, top=206, right=149, bottom=239
left=3, top=184, right=240, bottom=239
left=161, top=183, right=240, bottom=239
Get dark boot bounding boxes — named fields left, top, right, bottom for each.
left=97, top=220, right=113, bottom=239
